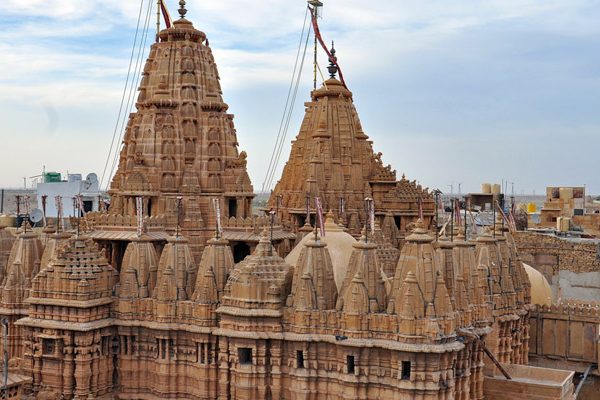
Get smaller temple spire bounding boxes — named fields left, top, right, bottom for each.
left=178, top=0, right=187, bottom=19
left=327, top=41, right=338, bottom=79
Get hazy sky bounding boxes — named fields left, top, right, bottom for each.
left=0, top=0, right=599, bottom=195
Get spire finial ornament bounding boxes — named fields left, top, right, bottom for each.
left=327, top=41, right=338, bottom=79
left=178, top=0, right=187, bottom=19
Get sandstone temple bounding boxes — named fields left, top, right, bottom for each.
left=0, top=2, right=582, bottom=399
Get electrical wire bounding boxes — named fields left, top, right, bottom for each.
left=261, top=6, right=311, bottom=194
left=264, top=27, right=311, bottom=193
left=99, top=0, right=146, bottom=189
left=105, top=0, right=154, bottom=189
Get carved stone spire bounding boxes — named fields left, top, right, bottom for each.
left=118, top=237, right=159, bottom=299
left=156, top=236, right=196, bottom=301
left=289, top=234, right=337, bottom=310
left=336, top=234, right=386, bottom=313
left=193, top=236, right=234, bottom=302
left=389, top=221, right=456, bottom=340
left=98, top=2, right=254, bottom=262
left=268, top=57, right=434, bottom=236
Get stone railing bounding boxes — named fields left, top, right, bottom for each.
left=529, top=301, right=600, bottom=371
left=222, top=215, right=281, bottom=230
left=85, top=212, right=167, bottom=230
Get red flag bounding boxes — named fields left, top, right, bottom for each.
left=309, top=6, right=347, bottom=88
left=160, top=0, right=172, bottom=28
left=455, top=199, right=462, bottom=226
left=212, top=198, right=223, bottom=238
left=75, top=195, right=84, bottom=217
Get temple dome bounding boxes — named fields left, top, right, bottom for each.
left=285, top=214, right=356, bottom=291
left=523, top=263, right=552, bottom=306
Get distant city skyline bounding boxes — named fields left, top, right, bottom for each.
left=0, top=0, right=598, bottom=194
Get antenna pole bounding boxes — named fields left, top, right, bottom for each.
left=492, top=198, right=496, bottom=239
left=308, top=1, right=323, bottom=90
left=450, top=198, right=454, bottom=242
left=156, top=0, right=161, bottom=42
left=464, top=196, right=468, bottom=240
left=434, top=190, right=440, bottom=242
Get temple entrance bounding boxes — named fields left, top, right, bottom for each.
left=228, top=198, right=238, bottom=218
left=233, top=242, right=251, bottom=263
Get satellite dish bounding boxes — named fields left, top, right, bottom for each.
left=30, top=209, right=44, bottom=224
left=86, top=173, right=98, bottom=183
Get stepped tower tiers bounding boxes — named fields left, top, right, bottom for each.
left=267, top=72, right=434, bottom=239
left=90, top=5, right=254, bottom=262
left=19, top=238, right=117, bottom=398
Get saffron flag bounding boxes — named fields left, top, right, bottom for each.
left=370, top=200, right=375, bottom=235
left=212, top=198, right=223, bottom=238
left=315, top=197, right=325, bottom=237
left=55, top=196, right=64, bottom=232
left=136, top=197, right=144, bottom=237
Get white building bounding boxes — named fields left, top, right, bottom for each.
left=36, top=173, right=103, bottom=217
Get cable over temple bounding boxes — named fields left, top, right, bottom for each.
left=309, top=6, right=347, bottom=88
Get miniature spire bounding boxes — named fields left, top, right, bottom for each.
left=178, top=0, right=188, bottom=19
left=327, top=41, right=338, bottom=79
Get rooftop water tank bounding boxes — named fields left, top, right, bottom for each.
left=44, top=172, right=61, bottom=183
left=68, top=174, right=82, bottom=183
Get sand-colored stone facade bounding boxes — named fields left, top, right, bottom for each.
left=0, top=4, right=578, bottom=400
left=267, top=78, right=435, bottom=239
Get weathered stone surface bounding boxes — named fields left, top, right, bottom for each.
left=267, top=78, right=435, bottom=238
left=0, top=4, right=582, bottom=400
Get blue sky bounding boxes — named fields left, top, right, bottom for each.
left=0, top=0, right=599, bottom=195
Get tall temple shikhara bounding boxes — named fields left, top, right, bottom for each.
left=0, top=2, right=576, bottom=400
left=87, top=1, right=255, bottom=262
left=267, top=58, right=435, bottom=238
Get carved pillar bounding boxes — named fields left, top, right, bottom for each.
left=236, top=197, right=243, bottom=218
left=63, top=343, right=75, bottom=399
left=74, top=342, right=93, bottom=398
left=269, top=341, right=282, bottom=400
left=217, top=337, right=230, bottom=400
left=32, top=339, right=42, bottom=393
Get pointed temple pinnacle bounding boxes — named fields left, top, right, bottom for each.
left=327, top=41, right=338, bottom=79
left=178, top=0, right=188, bottom=19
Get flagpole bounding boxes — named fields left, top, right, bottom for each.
left=464, top=196, right=468, bottom=240
left=450, top=198, right=454, bottom=242
left=156, top=0, right=161, bottom=42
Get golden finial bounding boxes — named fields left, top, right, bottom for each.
left=178, top=0, right=187, bottom=19
left=327, top=41, right=338, bottom=79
